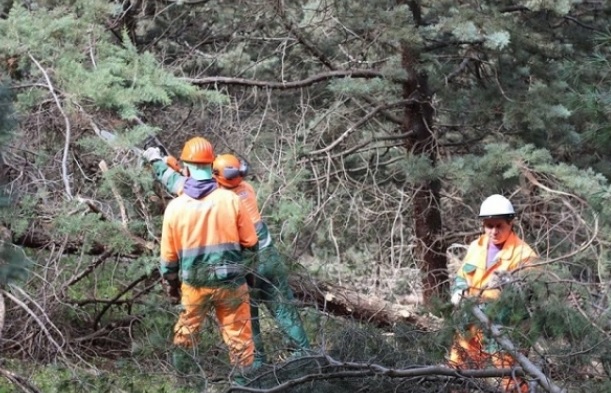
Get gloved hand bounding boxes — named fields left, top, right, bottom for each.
left=486, top=270, right=512, bottom=290
left=451, top=290, right=464, bottom=306
left=162, top=278, right=181, bottom=304
left=142, top=147, right=163, bottom=163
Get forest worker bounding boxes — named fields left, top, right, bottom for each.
left=212, top=154, right=311, bottom=366
left=154, top=137, right=259, bottom=382
left=143, top=147, right=311, bottom=368
left=449, top=194, right=538, bottom=392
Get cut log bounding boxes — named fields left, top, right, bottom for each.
left=290, top=275, right=442, bottom=331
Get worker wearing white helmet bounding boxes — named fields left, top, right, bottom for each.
left=449, top=194, right=538, bottom=392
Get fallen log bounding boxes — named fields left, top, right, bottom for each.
left=5, top=223, right=441, bottom=331
left=290, top=275, right=442, bottom=331
left=4, top=222, right=153, bottom=256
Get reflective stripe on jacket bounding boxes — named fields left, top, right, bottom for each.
left=160, top=188, right=259, bottom=287
left=152, top=159, right=186, bottom=195
left=452, top=232, right=537, bottom=301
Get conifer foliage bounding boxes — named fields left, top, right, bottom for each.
left=0, top=0, right=609, bottom=391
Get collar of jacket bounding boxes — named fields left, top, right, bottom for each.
left=475, top=232, right=521, bottom=266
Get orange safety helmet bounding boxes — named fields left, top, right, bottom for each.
left=213, top=153, right=248, bottom=188
left=180, top=137, right=215, bottom=164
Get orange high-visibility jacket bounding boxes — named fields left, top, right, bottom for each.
left=452, top=232, right=537, bottom=301
left=231, top=181, right=272, bottom=249
left=160, top=188, right=259, bottom=287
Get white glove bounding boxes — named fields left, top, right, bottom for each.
left=142, top=147, right=162, bottom=163
left=451, top=291, right=464, bottom=306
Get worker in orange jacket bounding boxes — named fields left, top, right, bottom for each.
left=449, top=194, right=537, bottom=392
left=212, top=154, right=310, bottom=366
left=156, top=137, right=259, bottom=382
left=143, top=147, right=310, bottom=367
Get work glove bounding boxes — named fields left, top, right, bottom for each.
left=451, top=290, right=465, bottom=306
left=142, top=146, right=163, bottom=163
left=162, top=278, right=181, bottom=305
left=486, top=270, right=513, bottom=290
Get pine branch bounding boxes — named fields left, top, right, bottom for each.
left=274, top=0, right=336, bottom=70
left=182, top=70, right=383, bottom=89
left=470, top=306, right=567, bottom=393
left=272, top=2, right=404, bottom=126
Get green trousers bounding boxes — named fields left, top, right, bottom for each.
left=250, top=245, right=310, bottom=364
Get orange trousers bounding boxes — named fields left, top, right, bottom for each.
left=449, top=325, right=528, bottom=392
left=173, top=283, right=254, bottom=367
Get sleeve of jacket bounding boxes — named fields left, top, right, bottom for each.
left=160, top=203, right=180, bottom=281
left=151, top=160, right=186, bottom=196
left=235, top=197, right=259, bottom=253
left=451, top=244, right=474, bottom=296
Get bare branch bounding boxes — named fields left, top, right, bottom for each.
left=305, top=99, right=415, bottom=156
left=28, top=53, right=73, bottom=199
left=563, top=15, right=604, bottom=33
left=92, top=273, right=152, bottom=329
left=230, top=353, right=526, bottom=393
left=0, top=366, right=43, bottom=393
left=470, top=306, right=567, bottom=393
left=2, top=287, right=67, bottom=359
left=182, top=70, right=383, bottom=89
left=62, top=250, right=114, bottom=289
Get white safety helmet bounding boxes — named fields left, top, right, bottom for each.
left=478, top=194, right=515, bottom=219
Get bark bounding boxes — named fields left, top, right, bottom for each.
left=290, top=275, right=441, bottom=331
left=400, top=0, right=448, bottom=302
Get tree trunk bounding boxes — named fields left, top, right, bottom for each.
left=401, top=0, right=448, bottom=302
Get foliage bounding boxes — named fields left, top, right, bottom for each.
left=0, top=0, right=609, bottom=391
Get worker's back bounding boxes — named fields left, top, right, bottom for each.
left=161, top=187, right=258, bottom=287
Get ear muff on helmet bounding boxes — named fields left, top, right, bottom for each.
left=218, top=161, right=248, bottom=179
left=213, top=154, right=250, bottom=187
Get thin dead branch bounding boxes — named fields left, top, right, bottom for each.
left=0, top=367, right=42, bottom=393
left=28, top=53, right=73, bottom=199
left=98, top=160, right=128, bottom=227
left=182, top=70, right=383, bottom=89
